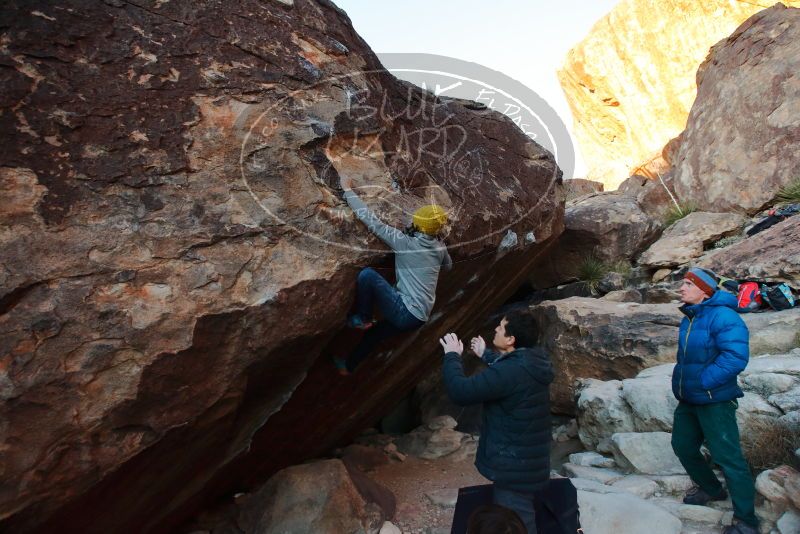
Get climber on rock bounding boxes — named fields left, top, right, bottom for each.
left=333, top=174, right=452, bottom=375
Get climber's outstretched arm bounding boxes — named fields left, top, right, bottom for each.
left=340, top=176, right=411, bottom=251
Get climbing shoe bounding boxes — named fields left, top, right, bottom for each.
left=682, top=485, right=728, bottom=506
left=346, top=314, right=373, bottom=330
left=332, top=356, right=350, bottom=377
left=722, top=520, right=758, bottom=534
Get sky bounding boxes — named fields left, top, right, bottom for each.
left=335, top=0, right=620, bottom=178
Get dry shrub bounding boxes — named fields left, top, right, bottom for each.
left=663, top=201, right=698, bottom=228
left=776, top=177, right=800, bottom=203
left=740, top=416, right=800, bottom=472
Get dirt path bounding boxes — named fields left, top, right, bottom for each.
left=370, top=453, right=488, bottom=533
left=368, top=439, right=583, bottom=533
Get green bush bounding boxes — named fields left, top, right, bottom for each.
left=663, top=202, right=698, bottom=228
left=575, top=257, right=632, bottom=293
left=576, top=255, right=606, bottom=293
left=776, top=177, right=800, bottom=203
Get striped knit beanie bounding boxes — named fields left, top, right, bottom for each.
left=685, top=267, right=719, bottom=297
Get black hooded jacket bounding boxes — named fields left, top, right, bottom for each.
left=442, top=347, right=554, bottom=492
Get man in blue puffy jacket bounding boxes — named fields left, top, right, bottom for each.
left=439, top=311, right=554, bottom=534
left=670, top=267, right=758, bottom=534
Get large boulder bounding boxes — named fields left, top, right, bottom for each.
left=528, top=192, right=659, bottom=288
left=0, top=2, right=563, bottom=533
left=743, top=352, right=800, bottom=376
left=558, top=0, right=800, bottom=189
left=577, top=354, right=799, bottom=450
left=530, top=298, right=682, bottom=414
left=637, top=212, right=747, bottom=269
left=610, top=475, right=659, bottom=499
left=672, top=4, right=800, bottom=213
left=617, top=172, right=678, bottom=222
left=744, top=309, right=800, bottom=357
left=622, top=375, right=678, bottom=432
left=698, top=217, right=800, bottom=286
left=237, top=459, right=383, bottom=534
left=563, top=463, right=625, bottom=485
left=778, top=510, right=800, bottom=534
left=576, top=379, right=637, bottom=451
left=199, top=459, right=385, bottom=534
left=576, top=488, right=682, bottom=534
left=610, top=432, right=685, bottom=476
left=755, top=466, right=799, bottom=510
left=742, top=372, right=798, bottom=398
left=564, top=178, right=604, bottom=201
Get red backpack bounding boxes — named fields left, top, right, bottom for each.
left=737, top=282, right=762, bottom=312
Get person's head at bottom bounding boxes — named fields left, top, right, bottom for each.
left=467, top=504, right=526, bottom=534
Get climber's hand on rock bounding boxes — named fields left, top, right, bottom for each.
left=340, top=175, right=353, bottom=191
left=470, top=336, right=486, bottom=358
left=439, top=333, right=463, bottom=356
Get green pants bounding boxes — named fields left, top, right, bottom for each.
left=671, top=400, right=758, bottom=527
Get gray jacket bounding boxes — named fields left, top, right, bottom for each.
left=344, top=190, right=451, bottom=321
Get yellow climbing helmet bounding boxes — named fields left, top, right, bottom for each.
left=412, top=204, right=448, bottom=236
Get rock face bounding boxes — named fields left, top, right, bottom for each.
left=698, top=217, right=800, bottom=286
left=558, top=0, right=800, bottom=189
left=529, top=298, right=682, bottom=414
left=576, top=379, right=638, bottom=450
left=571, top=349, right=800, bottom=533
left=577, top=352, right=800, bottom=451
left=672, top=4, right=800, bottom=213
left=564, top=178, right=604, bottom=201
left=0, top=2, right=563, bottom=533
left=638, top=212, right=747, bottom=269
left=543, top=299, right=800, bottom=416
left=190, top=458, right=390, bottom=534
left=610, top=432, right=685, bottom=476
left=235, top=459, right=382, bottom=534
left=617, top=173, right=677, bottom=222
left=576, top=489, right=682, bottom=534
left=528, top=192, right=659, bottom=289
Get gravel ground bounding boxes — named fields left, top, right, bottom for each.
left=370, top=452, right=489, bottom=533
left=368, top=439, right=583, bottom=533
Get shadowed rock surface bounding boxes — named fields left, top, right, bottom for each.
left=0, top=1, right=563, bottom=532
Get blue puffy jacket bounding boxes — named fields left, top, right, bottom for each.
left=442, top=347, right=554, bottom=493
left=671, top=291, right=749, bottom=404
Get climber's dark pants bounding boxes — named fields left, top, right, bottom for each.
left=346, top=268, right=424, bottom=372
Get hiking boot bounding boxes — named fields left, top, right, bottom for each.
left=683, top=485, right=728, bottom=506
left=722, top=520, right=758, bottom=534
left=346, top=314, right=374, bottom=330
left=332, top=356, right=350, bottom=376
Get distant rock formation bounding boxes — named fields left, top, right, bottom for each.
left=559, top=0, right=800, bottom=189
left=0, top=1, right=562, bottom=532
